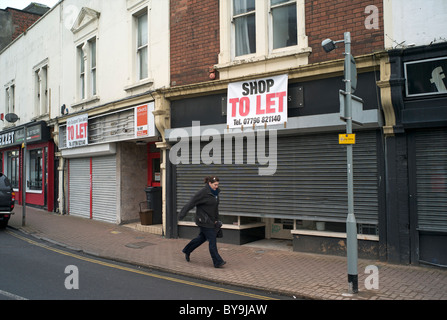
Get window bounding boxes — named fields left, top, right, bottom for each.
left=90, top=38, right=97, bottom=96
left=77, top=38, right=97, bottom=102
left=29, top=149, right=43, bottom=191
left=71, top=7, right=100, bottom=106
left=78, top=44, right=86, bottom=100
left=4, top=83, right=15, bottom=115
left=232, top=0, right=256, bottom=57
left=270, top=0, right=297, bottom=50
left=218, top=0, right=308, bottom=78
left=34, top=64, right=48, bottom=117
left=7, top=151, right=19, bottom=189
left=137, top=12, right=148, bottom=80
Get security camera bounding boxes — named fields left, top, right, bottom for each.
left=322, top=39, right=336, bottom=53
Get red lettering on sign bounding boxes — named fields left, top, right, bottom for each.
left=239, top=97, right=250, bottom=117
left=229, top=98, right=239, bottom=117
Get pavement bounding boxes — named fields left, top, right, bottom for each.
left=6, top=205, right=447, bottom=300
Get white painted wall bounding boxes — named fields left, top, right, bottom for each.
left=0, top=0, right=169, bottom=129
left=384, top=0, right=447, bottom=49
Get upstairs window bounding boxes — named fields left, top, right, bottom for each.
left=271, top=0, right=297, bottom=50
left=233, top=0, right=256, bottom=57
left=4, top=82, right=15, bottom=115
left=78, top=44, right=86, bottom=100
left=137, top=12, right=148, bottom=80
left=219, top=0, right=308, bottom=69
left=89, top=38, right=97, bottom=96
left=77, top=38, right=97, bottom=102
left=34, top=60, right=49, bottom=117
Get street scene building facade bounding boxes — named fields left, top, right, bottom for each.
left=0, top=0, right=169, bottom=229
left=1, top=0, right=446, bottom=267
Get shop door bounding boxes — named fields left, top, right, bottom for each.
left=412, top=128, right=447, bottom=266
left=68, top=156, right=117, bottom=223
left=92, top=155, right=117, bottom=223
left=69, top=158, right=90, bottom=219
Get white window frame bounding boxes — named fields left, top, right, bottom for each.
left=75, top=37, right=98, bottom=104
left=125, top=1, right=154, bottom=93
left=89, top=37, right=97, bottom=96
left=4, top=81, right=15, bottom=115
left=136, top=11, right=149, bottom=81
left=33, top=58, right=49, bottom=118
left=217, top=0, right=309, bottom=78
left=269, top=0, right=299, bottom=53
left=70, top=7, right=100, bottom=109
left=231, top=0, right=256, bottom=58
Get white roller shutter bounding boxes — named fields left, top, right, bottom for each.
left=69, top=158, right=90, bottom=219
left=92, top=156, right=117, bottom=223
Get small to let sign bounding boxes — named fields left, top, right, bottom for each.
left=339, top=134, right=356, bottom=145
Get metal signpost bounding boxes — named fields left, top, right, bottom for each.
left=22, top=125, right=27, bottom=227
left=322, top=32, right=360, bottom=294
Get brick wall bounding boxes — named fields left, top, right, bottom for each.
left=8, top=8, right=43, bottom=42
left=306, top=0, right=384, bottom=64
left=170, top=0, right=220, bottom=87
left=169, top=0, right=384, bottom=87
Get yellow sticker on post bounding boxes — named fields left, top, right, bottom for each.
left=339, top=134, right=356, bottom=145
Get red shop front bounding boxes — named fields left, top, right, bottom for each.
left=0, top=121, right=54, bottom=212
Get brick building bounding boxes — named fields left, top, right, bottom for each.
left=164, top=0, right=447, bottom=267
left=0, top=3, right=50, bottom=51
left=165, top=0, right=387, bottom=261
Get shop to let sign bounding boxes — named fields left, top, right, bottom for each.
left=227, top=74, right=288, bottom=129
left=135, top=104, right=149, bottom=137
left=67, top=114, right=88, bottom=148
left=134, top=102, right=155, bottom=138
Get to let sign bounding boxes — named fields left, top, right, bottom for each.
left=67, top=114, right=88, bottom=148
left=227, top=74, right=288, bottom=129
left=135, top=104, right=148, bottom=137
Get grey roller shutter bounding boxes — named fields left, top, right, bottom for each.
left=69, top=158, right=90, bottom=219
left=415, top=128, right=447, bottom=233
left=176, top=130, right=379, bottom=224
left=92, top=155, right=117, bottom=223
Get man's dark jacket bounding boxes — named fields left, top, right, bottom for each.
left=178, top=186, right=220, bottom=228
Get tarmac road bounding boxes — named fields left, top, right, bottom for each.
left=0, top=229, right=292, bottom=301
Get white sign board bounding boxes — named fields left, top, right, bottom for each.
left=66, top=114, right=88, bottom=148
left=227, top=74, right=288, bottom=129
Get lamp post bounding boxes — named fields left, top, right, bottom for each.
left=322, top=32, right=359, bottom=294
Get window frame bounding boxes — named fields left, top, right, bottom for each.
left=136, top=11, right=149, bottom=81
left=76, top=37, right=98, bottom=102
left=33, top=59, right=49, bottom=117
left=218, top=0, right=309, bottom=74
left=269, top=0, right=298, bottom=52
left=231, top=0, right=257, bottom=58
left=4, top=82, right=15, bottom=115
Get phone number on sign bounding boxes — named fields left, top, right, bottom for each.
left=235, top=115, right=282, bottom=126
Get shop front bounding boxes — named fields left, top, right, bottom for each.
left=388, top=42, right=447, bottom=266
left=166, top=71, right=384, bottom=259
left=0, top=121, right=54, bottom=211
left=58, top=102, right=161, bottom=225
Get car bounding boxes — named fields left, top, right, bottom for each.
left=0, top=173, right=15, bottom=229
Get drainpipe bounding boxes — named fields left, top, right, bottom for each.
left=152, top=93, right=171, bottom=237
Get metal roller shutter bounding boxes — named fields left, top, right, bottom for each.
left=415, top=129, right=447, bottom=233
left=92, top=155, right=117, bottom=223
left=176, top=130, right=379, bottom=224
left=69, top=158, right=90, bottom=219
